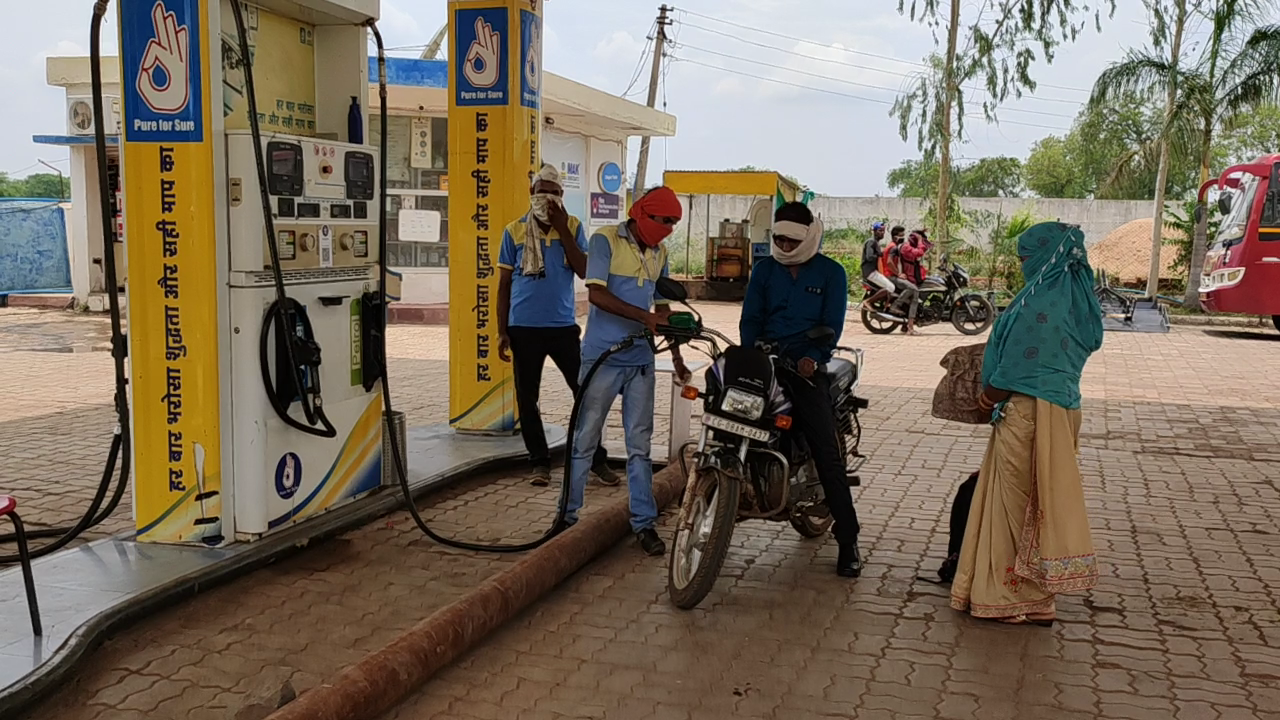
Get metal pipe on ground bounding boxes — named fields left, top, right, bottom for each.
left=264, top=460, right=689, bottom=720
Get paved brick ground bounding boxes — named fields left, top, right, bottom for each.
left=3, top=304, right=1280, bottom=719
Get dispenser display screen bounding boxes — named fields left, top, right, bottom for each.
left=265, top=141, right=303, bottom=197
left=345, top=152, right=375, bottom=200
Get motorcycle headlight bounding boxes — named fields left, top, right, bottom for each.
left=721, top=387, right=765, bottom=421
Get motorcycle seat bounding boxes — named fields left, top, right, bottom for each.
left=825, top=357, right=857, bottom=394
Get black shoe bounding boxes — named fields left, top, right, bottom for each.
left=529, top=466, right=551, bottom=487
left=837, top=544, right=862, bottom=578
left=637, top=528, right=666, bottom=556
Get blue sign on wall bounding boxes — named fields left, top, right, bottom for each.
left=598, top=162, right=623, bottom=195
left=454, top=7, right=510, bottom=107
left=519, top=10, right=541, bottom=110
left=120, top=0, right=205, bottom=143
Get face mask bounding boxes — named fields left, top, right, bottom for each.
left=530, top=193, right=559, bottom=222
left=633, top=215, right=673, bottom=247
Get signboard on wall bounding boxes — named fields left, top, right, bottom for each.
left=219, top=2, right=317, bottom=136
left=542, top=131, right=587, bottom=224
left=598, top=162, right=623, bottom=195
left=590, top=192, right=620, bottom=221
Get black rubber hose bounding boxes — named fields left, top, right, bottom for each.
left=369, top=21, right=627, bottom=553
left=0, top=0, right=133, bottom=561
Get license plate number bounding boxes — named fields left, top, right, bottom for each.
left=703, top=412, right=771, bottom=442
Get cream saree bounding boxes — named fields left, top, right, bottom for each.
left=950, top=393, right=1098, bottom=619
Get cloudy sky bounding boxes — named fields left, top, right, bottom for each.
left=1, top=0, right=1182, bottom=196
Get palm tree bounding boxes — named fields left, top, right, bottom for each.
left=1090, top=0, right=1280, bottom=306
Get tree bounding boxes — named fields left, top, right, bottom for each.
left=886, top=156, right=1024, bottom=198
left=892, top=0, right=1114, bottom=251
left=1164, top=198, right=1222, bottom=283
left=1024, top=95, right=1200, bottom=199
left=1214, top=103, right=1280, bottom=167
left=0, top=172, right=68, bottom=199
left=1092, top=0, right=1280, bottom=305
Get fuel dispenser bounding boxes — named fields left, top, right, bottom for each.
left=115, top=0, right=386, bottom=545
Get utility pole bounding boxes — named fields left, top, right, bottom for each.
left=631, top=4, right=671, bottom=200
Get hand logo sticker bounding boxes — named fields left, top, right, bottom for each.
left=137, top=0, right=191, bottom=114
left=463, top=17, right=502, bottom=89
left=524, top=21, right=541, bottom=93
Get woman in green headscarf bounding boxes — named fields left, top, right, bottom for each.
left=950, top=222, right=1105, bottom=625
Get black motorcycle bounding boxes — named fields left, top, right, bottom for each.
left=860, top=254, right=995, bottom=336
left=650, top=278, right=870, bottom=610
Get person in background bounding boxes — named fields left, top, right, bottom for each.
left=880, top=227, right=921, bottom=334
left=860, top=221, right=895, bottom=309
left=950, top=222, right=1104, bottom=626
left=740, top=201, right=862, bottom=578
left=899, top=229, right=932, bottom=288
left=497, top=164, right=618, bottom=488
left=565, top=186, right=690, bottom=556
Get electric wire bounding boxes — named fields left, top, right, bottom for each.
left=671, top=56, right=1072, bottom=132
left=672, top=7, right=1093, bottom=94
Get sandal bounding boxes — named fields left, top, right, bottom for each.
left=996, top=613, right=1055, bottom=627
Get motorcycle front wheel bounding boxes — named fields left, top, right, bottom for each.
left=952, top=294, right=996, bottom=335
left=668, top=467, right=741, bottom=610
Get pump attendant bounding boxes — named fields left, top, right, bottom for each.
left=497, top=164, right=618, bottom=487
left=740, top=202, right=862, bottom=578
left=565, top=186, right=689, bottom=556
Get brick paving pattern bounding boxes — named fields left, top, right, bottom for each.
left=1, top=305, right=1278, bottom=719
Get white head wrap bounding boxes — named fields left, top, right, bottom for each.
left=770, top=217, right=824, bottom=266
left=523, top=164, right=563, bottom=277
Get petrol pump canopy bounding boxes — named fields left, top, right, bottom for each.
left=662, top=170, right=802, bottom=208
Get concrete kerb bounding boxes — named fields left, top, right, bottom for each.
left=264, top=460, right=690, bottom=720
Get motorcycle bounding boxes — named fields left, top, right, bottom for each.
left=860, top=254, right=995, bottom=336
left=650, top=278, right=870, bottom=610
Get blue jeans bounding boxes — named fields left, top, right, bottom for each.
left=566, top=362, right=658, bottom=533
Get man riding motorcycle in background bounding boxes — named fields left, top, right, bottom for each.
left=739, top=202, right=863, bottom=578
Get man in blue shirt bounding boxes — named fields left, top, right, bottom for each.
left=740, top=202, right=862, bottom=578
left=497, top=164, right=616, bottom=487
left=566, top=186, right=689, bottom=556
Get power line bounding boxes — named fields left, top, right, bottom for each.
left=672, top=57, right=1072, bottom=131
left=672, top=6, right=1094, bottom=94
left=677, top=20, right=1087, bottom=108
left=675, top=42, right=1080, bottom=120
left=621, top=21, right=658, bottom=98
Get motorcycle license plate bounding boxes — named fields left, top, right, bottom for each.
left=703, top=412, right=771, bottom=442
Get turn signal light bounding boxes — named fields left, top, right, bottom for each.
left=681, top=385, right=700, bottom=400
left=775, top=415, right=793, bottom=430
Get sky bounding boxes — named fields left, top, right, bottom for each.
left=0, top=0, right=1178, bottom=197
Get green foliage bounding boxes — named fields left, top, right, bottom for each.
left=0, top=172, right=68, bottom=199
left=1023, top=95, right=1200, bottom=199
left=1163, top=199, right=1221, bottom=279
left=1214, top=104, right=1280, bottom=168
left=886, top=156, right=1025, bottom=198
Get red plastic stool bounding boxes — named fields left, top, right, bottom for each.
left=0, top=496, right=42, bottom=636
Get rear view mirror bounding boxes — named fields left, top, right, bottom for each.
left=656, top=277, right=688, bottom=302
left=1218, top=194, right=1233, bottom=216
left=806, top=326, right=836, bottom=343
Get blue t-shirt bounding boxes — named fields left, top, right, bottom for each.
left=581, top=223, right=670, bottom=366
left=497, top=214, right=587, bottom=328
left=740, top=255, right=848, bottom=363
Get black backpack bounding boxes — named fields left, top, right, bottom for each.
left=930, top=471, right=979, bottom=584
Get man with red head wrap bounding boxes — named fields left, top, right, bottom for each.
left=563, top=186, right=689, bottom=557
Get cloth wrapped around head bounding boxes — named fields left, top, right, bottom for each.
left=628, top=186, right=683, bottom=247
left=771, top=214, right=824, bottom=266
left=523, top=163, right=563, bottom=277
left=980, top=221, right=1104, bottom=410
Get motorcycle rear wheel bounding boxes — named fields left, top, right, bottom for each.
left=860, top=305, right=900, bottom=335
left=668, top=468, right=741, bottom=610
